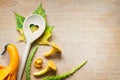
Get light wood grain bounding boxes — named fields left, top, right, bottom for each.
left=0, top=0, right=120, bottom=80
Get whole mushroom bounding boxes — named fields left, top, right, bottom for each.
left=44, top=42, right=62, bottom=57
left=33, top=60, right=57, bottom=76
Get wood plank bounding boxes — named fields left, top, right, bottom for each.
left=0, top=0, right=120, bottom=80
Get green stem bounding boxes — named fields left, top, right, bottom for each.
left=42, top=60, right=87, bottom=80
left=25, top=45, right=38, bottom=80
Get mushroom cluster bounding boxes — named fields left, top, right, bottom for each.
left=33, top=42, right=62, bottom=76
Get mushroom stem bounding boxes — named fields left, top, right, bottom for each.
left=33, top=66, right=50, bottom=76
left=44, top=48, right=57, bottom=57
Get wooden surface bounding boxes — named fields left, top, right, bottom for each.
left=0, top=0, right=120, bottom=80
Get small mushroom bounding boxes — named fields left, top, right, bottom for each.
left=44, top=42, right=62, bottom=57
left=33, top=60, right=57, bottom=76
left=34, top=58, right=43, bottom=68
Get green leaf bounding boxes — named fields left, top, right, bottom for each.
left=15, top=13, right=25, bottom=30
left=25, top=45, right=39, bottom=80
left=35, top=24, right=54, bottom=45
left=15, top=13, right=25, bottom=41
left=30, top=24, right=39, bottom=32
left=42, top=60, right=88, bottom=80
left=15, top=4, right=54, bottom=44
left=33, top=4, right=46, bottom=21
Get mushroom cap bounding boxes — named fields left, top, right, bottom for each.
left=47, top=60, right=57, bottom=71
left=34, top=58, right=43, bottom=68
left=51, top=42, right=62, bottom=53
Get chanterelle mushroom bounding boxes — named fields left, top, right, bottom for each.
left=33, top=60, right=57, bottom=76
left=34, top=58, right=43, bottom=68
left=44, top=42, right=62, bottom=57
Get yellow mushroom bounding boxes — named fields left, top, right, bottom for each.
left=44, top=42, right=62, bottom=57
left=33, top=60, right=57, bottom=76
left=34, top=58, right=43, bottom=68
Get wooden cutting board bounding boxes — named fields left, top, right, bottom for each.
left=0, top=0, right=120, bottom=80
